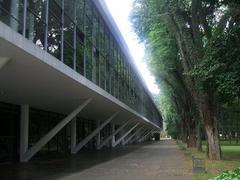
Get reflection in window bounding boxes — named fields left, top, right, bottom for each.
left=0, top=0, right=24, bottom=33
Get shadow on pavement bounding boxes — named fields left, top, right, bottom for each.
left=0, top=143, right=152, bottom=180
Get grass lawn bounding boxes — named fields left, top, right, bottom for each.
left=177, top=141, right=240, bottom=180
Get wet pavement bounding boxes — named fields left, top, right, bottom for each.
left=0, top=140, right=193, bottom=180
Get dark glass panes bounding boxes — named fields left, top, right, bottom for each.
left=64, top=0, right=75, bottom=20
left=92, top=16, right=98, bottom=47
left=106, top=60, right=110, bottom=93
left=27, top=0, right=46, bottom=19
left=63, top=14, right=74, bottom=68
left=76, top=42, right=84, bottom=75
left=104, top=30, right=110, bottom=56
left=47, top=13, right=62, bottom=60
left=64, top=14, right=74, bottom=45
left=0, top=0, right=11, bottom=24
left=85, top=40, right=92, bottom=81
left=63, top=41, right=74, bottom=68
left=85, top=17, right=92, bottom=41
left=0, top=0, right=24, bottom=34
left=85, top=0, right=92, bottom=19
left=114, top=70, right=119, bottom=98
left=76, top=0, right=84, bottom=32
left=99, top=19, right=104, bottom=53
left=100, top=55, right=105, bottom=89
left=26, top=0, right=47, bottom=49
left=49, top=0, right=62, bottom=18
left=26, top=15, right=46, bottom=49
left=91, top=47, right=99, bottom=84
left=76, top=29, right=84, bottom=75
left=53, top=0, right=62, bottom=7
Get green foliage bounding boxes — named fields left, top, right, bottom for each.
left=209, top=168, right=240, bottom=180
left=131, top=0, right=181, bottom=137
left=188, top=27, right=240, bottom=103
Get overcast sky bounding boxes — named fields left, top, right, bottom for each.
left=104, top=0, right=160, bottom=94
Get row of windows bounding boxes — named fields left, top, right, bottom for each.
left=0, top=0, right=161, bottom=127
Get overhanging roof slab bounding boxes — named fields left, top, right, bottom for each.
left=0, top=22, right=160, bottom=129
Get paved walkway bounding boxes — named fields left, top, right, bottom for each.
left=0, top=140, right=193, bottom=180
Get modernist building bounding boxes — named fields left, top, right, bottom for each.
left=0, top=0, right=162, bottom=163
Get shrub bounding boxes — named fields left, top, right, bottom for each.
left=209, top=168, right=240, bottom=180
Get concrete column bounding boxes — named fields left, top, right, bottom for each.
left=97, top=120, right=131, bottom=150
left=96, top=120, right=101, bottom=147
left=111, top=123, right=115, bottom=146
left=135, top=130, right=149, bottom=143
left=21, top=99, right=91, bottom=162
left=139, top=130, right=152, bottom=143
left=71, top=118, right=77, bottom=153
left=112, top=123, right=139, bottom=147
left=72, top=112, right=119, bottom=154
left=123, top=126, right=144, bottom=146
left=20, top=104, right=29, bottom=162
left=130, top=129, right=146, bottom=144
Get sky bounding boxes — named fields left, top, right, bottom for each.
left=104, top=0, right=160, bottom=94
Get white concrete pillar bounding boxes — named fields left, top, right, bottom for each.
left=72, top=112, right=119, bottom=154
left=71, top=118, right=77, bottom=153
left=97, top=120, right=131, bottom=150
left=123, top=126, right=144, bottom=146
left=20, top=104, right=29, bottom=162
left=21, top=99, right=91, bottom=162
left=96, top=120, right=101, bottom=146
left=111, top=123, right=115, bottom=146
left=112, top=123, right=139, bottom=147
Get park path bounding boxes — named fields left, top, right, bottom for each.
left=57, top=140, right=193, bottom=180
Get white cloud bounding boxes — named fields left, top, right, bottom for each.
left=104, top=0, right=159, bottom=94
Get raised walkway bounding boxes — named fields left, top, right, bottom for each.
left=0, top=140, right=193, bottom=180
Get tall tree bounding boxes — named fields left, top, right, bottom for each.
left=131, top=0, right=240, bottom=159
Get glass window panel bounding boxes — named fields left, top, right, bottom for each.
left=47, top=13, right=62, bottom=60
left=76, top=39, right=84, bottom=75
left=93, top=48, right=100, bottom=85
left=100, top=55, right=105, bottom=89
left=85, top=0, right=92, bottom=19
left=64, top=14, right=74, bottom=45
left=26, top=0, right=47, bottom=49
left=53, top=0, right=62, bottom=7
left=86, top=40, right=92, bottom=80
left=26, top=14, right=46, bottom=49
left=99, top=19, right=104, bottom=53
left=27, top=0, right=46, bottom=19
left=106, top=59, right=110, bottom=93
left=64, top=0, right=75, bottom=20
left=105, top=29, right=110, bottom=56
left=49, top=0, right=62, bottom=18
left=85, top=17, right=92, bottom=41
left=92, top=15, right=98, bottom=47
left=0, top=0, right=24, bottom=34
left=76, top=0, right=84, bottom=32
left=64, top=41, right=74, bottom=68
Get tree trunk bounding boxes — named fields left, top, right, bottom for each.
left=186, top=119, right=197, bottom=148
left=181, top=120, right=187, bottom=143
left=187, top=129, right=197, bottom=148
left=196, top=120, right=202, bottom=151
left=201, top=94, right=221, bottom=160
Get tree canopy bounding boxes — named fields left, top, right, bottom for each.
left=131, top=0, right=240, bottom=160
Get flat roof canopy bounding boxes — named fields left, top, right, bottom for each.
left=0, top=23, right=161, bottom=129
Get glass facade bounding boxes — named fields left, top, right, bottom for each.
left=0, top=0, right=162, bottom=127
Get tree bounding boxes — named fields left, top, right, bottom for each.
left=132, top=1, right=200, bottom=147
left=131, top=0, right=240, bottom=159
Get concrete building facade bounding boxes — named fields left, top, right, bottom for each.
left=0, top=0, right=162, bottom=163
